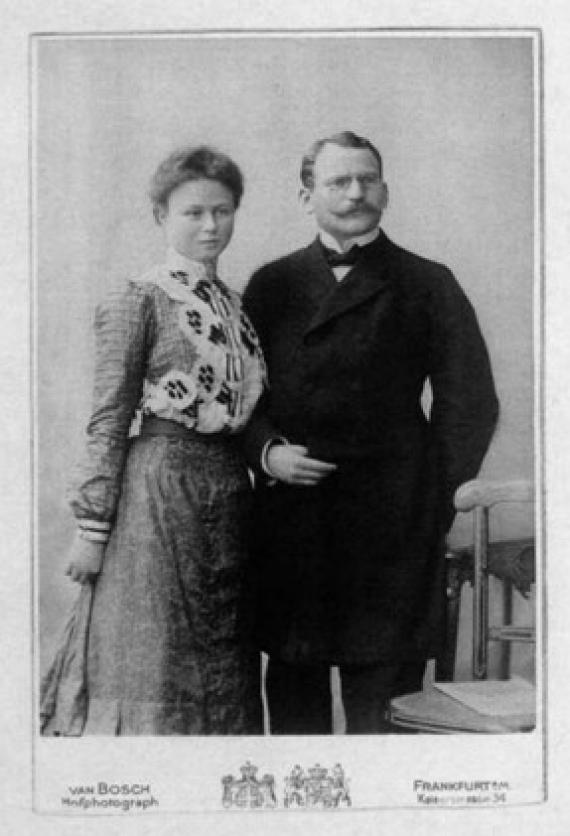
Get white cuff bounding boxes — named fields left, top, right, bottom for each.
left=261, top=437, right=289, bottom=481
left=78, top=519, right=112, bottom=543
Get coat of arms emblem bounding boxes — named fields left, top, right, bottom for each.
left=221, top=762, right=277, bottom=809
left=284, top=763, right=351, bottom=809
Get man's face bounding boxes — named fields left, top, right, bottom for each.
left=301, top=143, right=388, bottom=247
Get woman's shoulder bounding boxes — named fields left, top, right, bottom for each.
left=99, top=265, right=168, bottom=303
left=93, top=267, right=167, bottom=327
left=98, top=266, right=245, bottom=315
left=127, top=264, right=171, bottom=295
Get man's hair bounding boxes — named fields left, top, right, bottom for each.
left=149, top=145, right=244, bottom=222
left=300, top=131, right=383, bottom=190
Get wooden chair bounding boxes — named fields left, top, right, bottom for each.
left=388, top=479, right=536, bottom=733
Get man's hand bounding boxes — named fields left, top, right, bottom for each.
left=267, top=444, right=337, bottom=486
left=65, top=532, right=106, bottom=584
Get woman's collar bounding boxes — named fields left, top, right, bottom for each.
left=166, top=247, right=217, bottom=281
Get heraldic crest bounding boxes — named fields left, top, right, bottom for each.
left=221, top=762, right=277, bottom=809
left=284, top=763, right=351, bottom=809
left=221, top=761, right=351, bottom=809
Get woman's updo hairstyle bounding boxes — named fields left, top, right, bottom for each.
left=149, top=145, right=244, bottom=222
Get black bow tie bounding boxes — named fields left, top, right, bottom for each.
left=322, top=243, right=365, bottom=267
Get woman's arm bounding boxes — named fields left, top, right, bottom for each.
left=66, top=283, right=154, bottom=580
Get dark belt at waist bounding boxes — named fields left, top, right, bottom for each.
left=139, top=416, right=231, bottom=442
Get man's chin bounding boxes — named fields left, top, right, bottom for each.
left=335, top=220, right=378, bottom=238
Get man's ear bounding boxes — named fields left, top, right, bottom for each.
left=380, top=182, right=389, bottom=212
left=299, top=186, right=315, bottom=215
left=154, top=204, right=168, bottom=225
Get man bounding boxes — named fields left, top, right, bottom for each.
left=242, top=131, right=499, bottom=734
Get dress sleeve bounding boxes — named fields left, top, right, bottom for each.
left=67, top=283, right=155, bottom=532
left=235, top=300, right=266, bottom=419
left=427, top=268, right=500, bottom=531
left=240, top=268, right=285, bottom=471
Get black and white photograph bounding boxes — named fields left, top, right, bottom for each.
left=3, top=1, right=570, bottom=832
left=33, top=25, right=542, bottom=801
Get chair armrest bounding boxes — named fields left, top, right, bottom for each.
left=454, top=479, right=533, bottom=512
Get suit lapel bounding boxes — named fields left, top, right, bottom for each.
left=304, top=230, right=394, bottom=335
left=292, top=239, right=338, bottom=311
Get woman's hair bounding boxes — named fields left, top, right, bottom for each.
left=300, top=131, right=383, bottom=190
left=149, top=145, right=244, bottom=221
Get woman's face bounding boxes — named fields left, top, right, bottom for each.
left=157, top=178, right=236, bottom=263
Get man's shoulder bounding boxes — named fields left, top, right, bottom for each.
left=250, top=244, right=313, bottom=279
left=388, top=237, right=452, bottom=279
left=382, top=237, right=464, bottom=305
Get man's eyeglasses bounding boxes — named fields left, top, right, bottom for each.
left=324, top=174, right=382, bottom=192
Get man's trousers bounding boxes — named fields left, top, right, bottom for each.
left=265, top=656, right=425, bottom=734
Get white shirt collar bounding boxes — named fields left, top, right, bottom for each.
left=318, top=227, right=380, bottom=254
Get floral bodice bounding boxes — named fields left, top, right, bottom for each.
left=137, top=255, right=265, bottom=433
left=68, top=252, right=266, bottom=524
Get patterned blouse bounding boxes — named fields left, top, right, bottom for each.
left=67, top=250, right=266, bottom=539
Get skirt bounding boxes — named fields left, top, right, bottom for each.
left=83, top=428, right=262, bottom=735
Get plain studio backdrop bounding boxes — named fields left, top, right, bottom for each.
left=35, top=34, right=536, bottom=685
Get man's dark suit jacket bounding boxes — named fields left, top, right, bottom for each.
left=242, top=230, right=499, bottom=667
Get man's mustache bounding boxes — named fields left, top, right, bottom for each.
left=337, top=205, right=377, bottom=216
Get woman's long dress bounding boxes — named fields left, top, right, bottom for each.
left=67, top=251, right=266, bottom=734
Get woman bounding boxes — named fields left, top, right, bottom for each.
left=54, top=145, right=266, bottom=735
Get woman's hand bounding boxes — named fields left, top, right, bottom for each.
left=267, top=444, right=337, bottom=486
left=65, top=532, right=106, bottom=584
